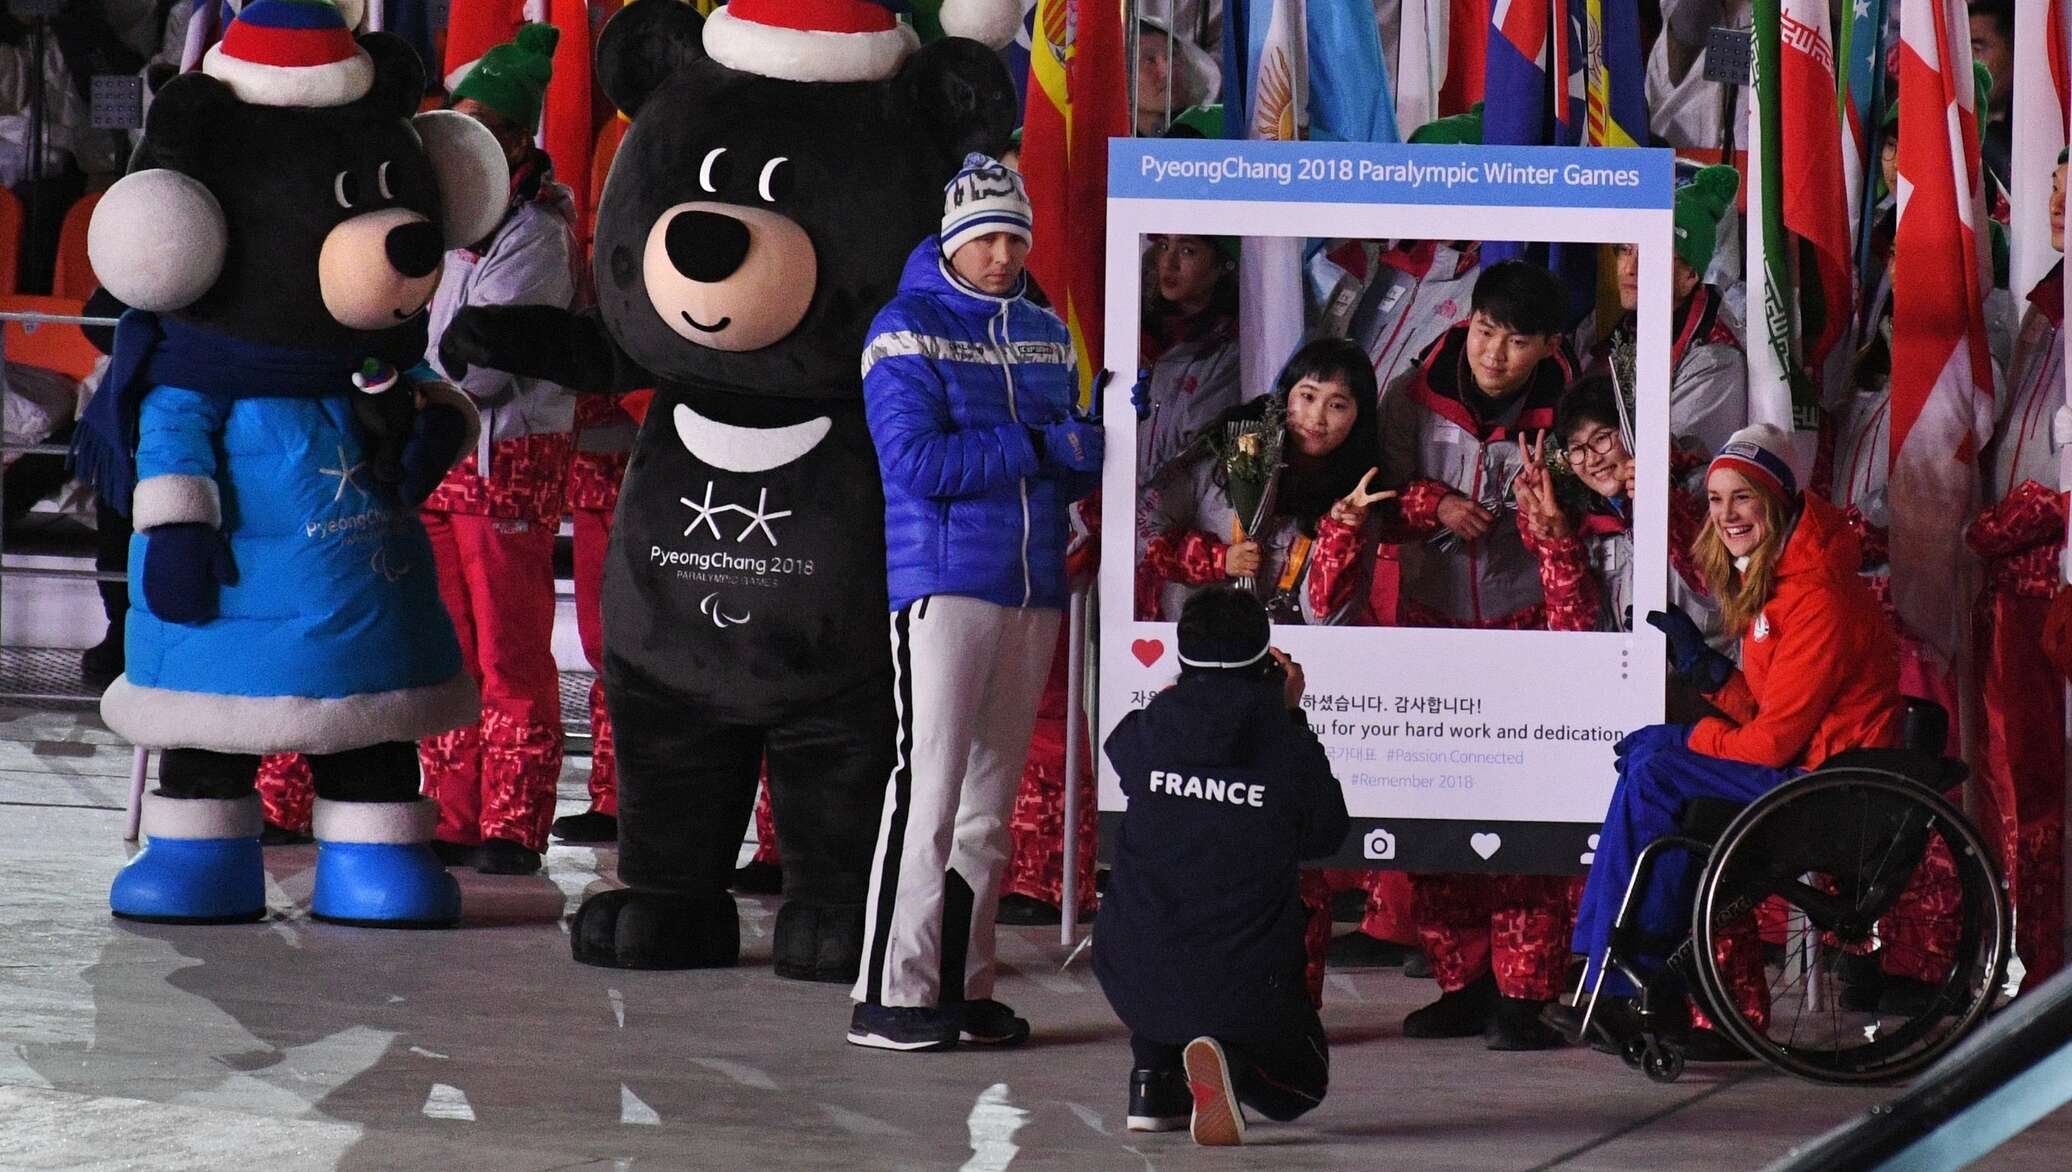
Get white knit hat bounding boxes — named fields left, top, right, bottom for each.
left=941, top=153, right=1032, bottom=257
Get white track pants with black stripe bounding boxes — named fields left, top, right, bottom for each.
left=853, top=595, right=1061, bottom=1007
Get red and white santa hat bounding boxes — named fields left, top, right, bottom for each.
left=202, top=0, right=374, bottom=109
left=706, top=0, right=1021, bottom=85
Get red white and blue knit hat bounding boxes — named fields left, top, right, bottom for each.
left=202, top=0, right=374, bottom=109
left=1708, top=423, right=1798, bottom=501
left=706, top=0, right=1019, bottom=84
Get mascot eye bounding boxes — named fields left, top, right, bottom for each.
left=699, top=147, right=731, bottom=195
left=377, top=161, right=394, bottom=201
left=758, top=157, right=792, bottom=203
left=333, top=170, right=360, bottom=209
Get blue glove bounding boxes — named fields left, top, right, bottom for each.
left=1036, top=417, right=1104, bottom=475
left=1613, top=723, right=1692, bottom=761
left=141, top=522, right=237, bottom=624
left=1644, top=607, right=1734, bottom=693
left=1130, top=369, right=1151, bottom=419
left=398, top=400, right=472, bottom=506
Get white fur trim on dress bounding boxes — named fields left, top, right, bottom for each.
left=132, top=474, right=222, bottom=530
left=413, top=378, right=482, bottom=473
left=141, top=792, right=263, bottom=841
left=704, top=7, right=920, bottom=83
left=313, top=797, right=439, bottom=845
left=201, top=42, right=375, bottom=109
left=103, top=671, right=480, bottom=756
left=938, top=0, right=1021, bottom=49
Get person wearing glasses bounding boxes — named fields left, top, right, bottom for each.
left=1374, top=259, right=1577, bottom=1051
left=1575, top=164, right=1746, bottom=464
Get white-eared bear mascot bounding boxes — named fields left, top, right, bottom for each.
left=79, top=0, right=509, bottom=928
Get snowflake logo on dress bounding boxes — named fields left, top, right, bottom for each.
left=678, top=482, right=793, bottom=546
left=318, top=445, right=370, bottom=503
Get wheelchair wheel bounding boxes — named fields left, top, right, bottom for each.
left=1688, top=767, right=2008, bottom=1084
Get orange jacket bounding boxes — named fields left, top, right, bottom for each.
left=1687, top=493, right=1904, bottom=769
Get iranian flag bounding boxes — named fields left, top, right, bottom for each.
left=1778, top=0, right=1853, bottom=373
left=1889, top=0, right=1997, bottom=662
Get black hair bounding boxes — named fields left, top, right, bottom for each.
left=1177, top=586, right=1273, bottom=678
left=1270, top=335, right=1383, bottom=533
left=1469, top=260, right=1566, bottom=337
left=1142, top=234, right=1239, bottom=322
left=1555, top=373, right=1622, bottom=443
left=1971, top=0, right=2013, bottom=41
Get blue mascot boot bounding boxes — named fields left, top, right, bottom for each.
left=110, top=793, right=267, bottom=924
left=310, top=798, right=462, bottom=929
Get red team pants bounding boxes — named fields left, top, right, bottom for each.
left=417, top=510, right=564, bottom=852
left=573, top=503, right=618, bottom=818
left=1411, top=874, right=1578, bottom=1001
left=1974, top=588, right=2066, bottom=982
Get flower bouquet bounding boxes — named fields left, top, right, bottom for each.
left=1207, top=394, right=1286, bottom=593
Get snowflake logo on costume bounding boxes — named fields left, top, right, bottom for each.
left=679, top=481, right=793, bottom=546
left=318, top=444, right=372, bottom=503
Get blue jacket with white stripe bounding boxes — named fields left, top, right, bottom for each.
left=862, top=237, right=1091, bottom=612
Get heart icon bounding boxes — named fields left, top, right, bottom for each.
left=1469, top=832, right=1502, bottom=860
left=1131, top=638, right=1164, bottom=668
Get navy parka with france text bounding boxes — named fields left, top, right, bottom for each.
left=1095, top=671, right=1350, bottom=1044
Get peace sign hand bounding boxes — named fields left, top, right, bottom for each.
left=1512, top=432, right=1569, bottom=540
left=1329, top=467, right=1397, bottom=528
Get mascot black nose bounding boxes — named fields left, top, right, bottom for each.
left=666, top=210, right=751, bottom=283
left=385, top=220, right=443, bottom=279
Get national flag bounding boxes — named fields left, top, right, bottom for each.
left=1481, top=0, right=1595, bottom=323
left=1582, top=0, right=1647, bottom=148
left=2010, top=0, right=2069, bottom=300
left=1308, top=0, right=1399, bottom=144
left=1235, top=0, right=1308, bottom=401
left=1023, top=0, right=1126, bottom=407
left=1394, top=0, right=1442, bottom=134
left=1839, top=0, right=1891, bottom=262
left=1889, top=0, right=1997, bottom=662
left=1778, top=0, right=1852, bottom=371
left=1441, top=0, right=1489, bottom=116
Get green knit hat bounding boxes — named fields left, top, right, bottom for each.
left=1672, top=164, right=1739, bottom=272
left=1410, top=102, right=1484, bottom=146
left=1163, top=103, right=1226, bottom=140
left=452, top=23, right=559, bottom=134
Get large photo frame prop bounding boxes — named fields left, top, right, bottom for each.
left=1100, top=138, right=1678, bottom=874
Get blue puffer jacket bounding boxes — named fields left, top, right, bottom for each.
left=863, top=237, right=1096, bottom=611
left=101, top=383, right=477, bottom=755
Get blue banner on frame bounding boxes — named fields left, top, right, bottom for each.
left=1110, top=139, right=1675, bottom=211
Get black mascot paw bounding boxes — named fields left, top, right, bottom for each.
left=772, top=902, right=865, bottom=984
left=571, top=888, right=740, bottom=970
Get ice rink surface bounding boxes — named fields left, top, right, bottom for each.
left=0, top=703, right=2066, bottom=1171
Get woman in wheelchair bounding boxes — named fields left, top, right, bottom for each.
left=1563, top=424, right=1906, bottom=1059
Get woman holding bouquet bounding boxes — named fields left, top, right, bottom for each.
left=1137, top=337, right=1394, bottom=625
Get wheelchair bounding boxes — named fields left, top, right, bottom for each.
left=1577, top=699, right=2010, bottom=1085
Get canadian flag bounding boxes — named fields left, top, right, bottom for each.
left=1778, top=0, right=1852, bottom=370
left=1889, top=0, right=1998, bottom=662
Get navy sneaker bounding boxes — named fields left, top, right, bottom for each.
left=956, top=998, right=1030, bottom=1046
left=846, top=1002, right=958, bottom=1052
left=1126, top=1068, right=1189, bottom=1132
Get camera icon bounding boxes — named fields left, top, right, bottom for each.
left=1362, top=828, right=1396, bottom=861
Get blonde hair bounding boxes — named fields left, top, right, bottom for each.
left=1693, top=475, right=1793, bottom=638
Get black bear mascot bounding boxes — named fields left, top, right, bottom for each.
left=440, top=0, right=1017, bottom=978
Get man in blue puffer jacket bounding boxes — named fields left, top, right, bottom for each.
left=849, top=153, right=1104, bottom=1052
